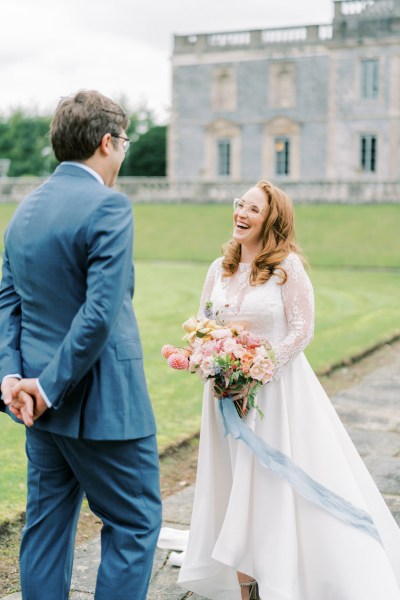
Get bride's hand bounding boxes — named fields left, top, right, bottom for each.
left=213, top=380, right=258, bottom=411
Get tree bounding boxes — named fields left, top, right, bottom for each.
left=0, top=103, right=166, bottom=177
left=0, top=111, right=57, bottom=177
left=120, top=125, right=167, bottom=176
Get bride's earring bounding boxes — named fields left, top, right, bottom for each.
left=239, top=580, right=260, bottom=599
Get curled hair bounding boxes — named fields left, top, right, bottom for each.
left=222, top=180, right=305, bottom=285
left=50, top=90, right=129, bottom=162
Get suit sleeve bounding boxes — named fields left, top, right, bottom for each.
left=38, top=193, right=134, bottom=409
left=0, top=247, right=23, bottom=376
left=0, top=247, right=23, bottom=413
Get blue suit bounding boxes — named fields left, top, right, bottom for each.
left=0, top=163, right=162, bottom=599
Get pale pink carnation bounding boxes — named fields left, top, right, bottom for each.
left=161, top=344, right=177, bottom=359
left=200, top=355, right=217, bottom=377
left=201, top=340, right=220, bottom=356
left=255, top=345, right=268, bottom=359
left=190, top=350, right=203, bottom=367
left=222, top=337, right=238, bottom=354
left=210, top=328, right=232, bottom=340
left=168, top=352, right=189, bottom=370
left=232, top=343, right=246, bottom=358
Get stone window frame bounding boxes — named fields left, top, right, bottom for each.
left=262, top=117, right=300, bottom=180
left=204, top=119, right=241, bottom=179
left=356, top=55, right=383, bottom=102
left=268, top=61, right=297, bottom=110
left=211, top=66, right=237, bottom=113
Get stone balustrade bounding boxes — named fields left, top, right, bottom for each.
left=174, top=23, right=333, bottom=54
left=174, top=1, right=400, bottom=55
left=338, top=0, right=398, bottom=16
left=1, top=177, right=400, bottom=204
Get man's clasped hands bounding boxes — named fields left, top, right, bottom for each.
left=1, top=377, right=48, bottom=427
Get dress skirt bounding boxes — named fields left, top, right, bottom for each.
left=178, top=353, right=400, bottom=600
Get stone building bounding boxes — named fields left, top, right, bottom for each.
left=168, top=0, right=400, bottom=186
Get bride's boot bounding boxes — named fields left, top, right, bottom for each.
left=239, top=580, right=260, bottom=599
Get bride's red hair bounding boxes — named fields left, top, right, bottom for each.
left=222, top=180, right=305, bottom=285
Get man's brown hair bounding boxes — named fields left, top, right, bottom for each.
left=50, top=90, right=129, bottom=162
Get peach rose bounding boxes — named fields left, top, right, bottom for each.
left=249, top=363, right=265, bottom=381
left=240, top=351, right=255, bottom=374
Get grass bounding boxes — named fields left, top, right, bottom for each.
left=132, top=203, right=400, bottom=267
left=0, top=417, right=26, bottom=522
left=0, top=202, right=399, bottom=522
left=1, top=202, right=399, bottom=267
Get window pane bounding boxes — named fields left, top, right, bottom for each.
left=217, top=139, right=231, bottom=176
left=360, top=135, right=377, bottom=172
left=275, top=137, right=290, bottom=175
left=361, top=60, right=379, bottom=99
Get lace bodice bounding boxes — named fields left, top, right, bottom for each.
left=198, top=253, right=314, bottom=378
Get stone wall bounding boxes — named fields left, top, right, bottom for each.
left=1, top=177, right=400, bottom=204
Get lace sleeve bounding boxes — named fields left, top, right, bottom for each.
left=197, top=258, right=222, bottom=319
left=273, top=253, right=314, bottom=379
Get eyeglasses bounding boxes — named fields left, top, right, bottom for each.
left=111, top=134, right=131, bottom=153
left=233, top=198, right=265, bottom=216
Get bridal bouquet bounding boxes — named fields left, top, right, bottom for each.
left=161, top=305, right=275, bottom=419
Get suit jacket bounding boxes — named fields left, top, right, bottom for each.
left=0, top=163, right=156, bottom=440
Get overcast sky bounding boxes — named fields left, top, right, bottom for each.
left=1, top=0, right=333, bottom=121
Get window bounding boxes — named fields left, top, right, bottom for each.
left=269, top=63, right=296, bottom=109
left=361, top=59, right=379, bottom=99
left=212, top=67, right=237, bottom=112
left=217, top=139, right=231, bottom=176
left=360, top=135, right=376, bottom=172
left=275, top=137, right=290, bottom=175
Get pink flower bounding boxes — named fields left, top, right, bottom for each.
left=221, top=337, right=237, bottom=354
left=249, top=363, right=265, bottom=381
left=210, top=328, right=232, bottom=340
left=240, top=351, right=256, bottom=374
left=239, top=332, right=261, bottom=349
left=190, top=350, right=203, bottom=367
left=249, top=358, right=275, bottom=383
left=232, top=343, right=246, bottom=358
left=260, top=359, right=275, bottom=383
left=201, top=340, right=220, bottom=356
left=161, top=344, right=178, bottom=359
left=199, top=355, right=217, bottom=377
left=168, top=352, right=189, bottom=370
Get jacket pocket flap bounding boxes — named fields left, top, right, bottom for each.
left=116, top=341, right=142, bottom=360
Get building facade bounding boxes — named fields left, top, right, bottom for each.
left=168, top=0, right=400, bottom=184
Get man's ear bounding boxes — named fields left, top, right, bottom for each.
left=98, top=133, right=113, bottom=156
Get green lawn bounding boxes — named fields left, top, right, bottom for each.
left=0, top=202, right=399, bottom=523
left=132, top=203, right=400, bottom=267
left=1, top=202, right=399, bottom=267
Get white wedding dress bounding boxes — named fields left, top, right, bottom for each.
left=175, top=253, right=400, bottom=600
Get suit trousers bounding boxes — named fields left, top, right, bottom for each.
left=21, top=427, right=162, bottom=600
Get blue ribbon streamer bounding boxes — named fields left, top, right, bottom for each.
left=218, top=397, right=382, bottom=544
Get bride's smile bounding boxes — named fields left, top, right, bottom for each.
left=233, top=187, right=267, bottom=255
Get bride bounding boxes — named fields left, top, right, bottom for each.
left=173, top=180, right=400, bottom=599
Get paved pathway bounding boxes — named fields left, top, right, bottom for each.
left=2, top=347, right=400, bottom=599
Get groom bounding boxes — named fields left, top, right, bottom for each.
left=0, top=90, right=162, bottom=600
